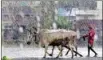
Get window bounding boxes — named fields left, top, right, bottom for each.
left=15, top=15, right=23, bottom=21
left=24, top=14, right=31, bottom=19
left=4, top=24, right=12, bottom=29
left=2, top=15, right=9, bottom=21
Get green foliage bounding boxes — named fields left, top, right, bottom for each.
left=2, top=56, right=10, bottom=60
left=56, top=16, right=72, bottom=29
left=43, top=15, right=53, bottom=29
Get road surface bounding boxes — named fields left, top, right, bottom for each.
left=2, top=46, right=102, bottom=60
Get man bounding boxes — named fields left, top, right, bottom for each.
left=32, top=27, right=39, bottom=44
left=82, top=25, right=98, bottom=57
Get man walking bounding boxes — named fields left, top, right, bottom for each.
left=82, top=25, right=98, bottom=57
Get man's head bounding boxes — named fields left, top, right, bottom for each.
left=88, top=26, right=92, bottom=29
left=88, top=23, right=96, bottom=29
left=88, top=24, right=94, bottom=30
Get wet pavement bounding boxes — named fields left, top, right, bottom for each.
left=2, top=46, right=102, bottom=60
left=12, top=57, right=102, bottom=60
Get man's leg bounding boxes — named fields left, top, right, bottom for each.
left=89, top=45, right=97, bottom=57
left=87, top=44, right=90, bottom=57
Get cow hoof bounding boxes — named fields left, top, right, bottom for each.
left=80, top=55, right=83, bottom=57
left=60, top=54, right=62, bottom=56
left=27, top=41, right=31, bottom=45
left=65, top=53, right=68, bottom=56
left=43, top=56, right=46, bottom=58
left=75, top=54, right=77, bottom=56
left=71, top=57, right=73, bottom=59
left=49, top=54, right=53, bottom=56
left=56, top=56, right=59, bottom=58
left=86, top=55, right=90, bottom=57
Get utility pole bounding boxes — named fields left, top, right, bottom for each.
left=52, top=1, right=58, bottom=29
left=36, top=15, right=40, bottom=33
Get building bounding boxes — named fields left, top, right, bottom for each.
left=76, top=1, right=102, bottom=20
left=75, top=1, right=102, bottom=46
left=2, top=1, right=40, bottom=40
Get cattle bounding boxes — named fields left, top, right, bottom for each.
left=27, top=29, right=82, bottom=58
left=49, top=37, right=83, bottom=58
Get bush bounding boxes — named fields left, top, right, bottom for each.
left=56, top=16, right=72, bottom=29
left=2, top=56, right=10, bottom=60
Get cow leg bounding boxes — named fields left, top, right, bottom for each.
left=60, top=47, right=63, bottom=56
left=75, top=46, right=78, bottom=56
left=43, top=46, right=48, bottom=58
left=43, top=46, right=53, bottom=57
left=64, top=45, right=71, bottom=55
left=71, top=48, right=74, bottom=59
left=49, top=46, right=55, bottom=56
left=56, top=46, right=63, bottom=58
left=65, top=50, right=70, bottom=55
left=73, top=50, right=83, bottom=57
left=65, top=47, right=70, bottom=55
left=58, top=46, right=63, bottom=56
left=64, top=45, right=74, bottom=58
left=65, top=45, right=82, bottom=57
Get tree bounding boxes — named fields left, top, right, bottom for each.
left=56, top=16, right=72, bottom=29
left=40, top=1, right=54, bottom=29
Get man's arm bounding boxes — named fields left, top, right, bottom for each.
left=83, top=34, right=89, bottom=37
left=81, top=33, right=89, bottom=41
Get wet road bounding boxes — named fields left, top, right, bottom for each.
left=2, top=46, right=102, bottom=60
left=12, top=57, right=102, bottom=60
